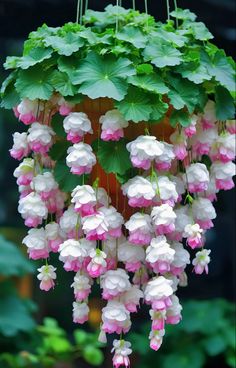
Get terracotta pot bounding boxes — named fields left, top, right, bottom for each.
left=76, top=98, right=174, bottom=217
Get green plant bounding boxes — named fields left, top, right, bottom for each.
left=130, top=299, right=235, bottom=368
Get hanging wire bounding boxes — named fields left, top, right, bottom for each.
left=116, top=0, right=119, bottom=33
left=173, top=0, right=179, bottom=27
left=76, top=0, right=81, bottom=23
left=144, top=0, right=148, bottom=14
left=79, top=0, right=83, bottom=24
left=85, top=0, right=88, bottom=12
left=132, top=0, right=136, bottom=10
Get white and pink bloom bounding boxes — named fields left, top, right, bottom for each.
left=102, top=301, right=131, bottom=334
left=192, top=198, right=216, bottom=230
left=45, top=222, right=63, bottom=252
left=112, top=339, right=132, bottom=368
left=99, top=109, right=128, bottom=141
left=210, top=133, right=235, bottom=163
left=71, top=185, right=96, bottom=216
left=66, top=142, right=96, bottom=175
left=149, top=309, right=166, bottom=331
left=155, top=142, right=175, bottom=171
left=149, top=329, right=165, bottom=351
left=15, top=99, right=42, bottom=125
left=226, top=119, right=236, bottom=134
left=184, top=114, right=198, bottom=137
left=27, top=122, right=55, bottom=154
left=146, top=236, right=175, bottom=274
left=22, top=228, right=49, bottom=259
left=72, top=302, right=89, bottom=324
left=201, top=100, right=216, bottom=129
left=169, top=206, right=191, bottom=241
left=170, top=130, right=187, bottom=160
left=122, top=176, right=155, bottom=208
left=31, top=172, right=58, bottom=200
left=37, top=265, right=56, bottom=291
left=120, top=286, right=143, bottom=313
left=170, top=242, right=190, bottom=275
left=211, top=161, right=235, bottom=191
left=100, top=268, right=130, bottom=300
left=166, top=295, right=182, bottom=324
left=18, top=192, right=48, bottom=227
left=118, top=241, right=145, bottom=272
left=57, top=97, right=74, bottom=116
left=151, top=204, right=176, bottom=235
left=125, top=213, right=153, bottom=245
left=82, top=211, right=109, bottom=241
left=152, top=176, right=178, bottom=206
left=144, top=276, right=173, bottom=310
left=13, top=158, right=34, bottom=186
left=59, top=205, right=80, bottom=238
left=192, top=127, right=218, bottom=156
left=59, top=239, right=91, bottom=272
left=71, top=273, right=92, bottom=301
left=10, top=132, right=30, bottom=160
left=87, top=249, right=107, bottom=277
left=192, top=249, right=211, bottom=274
left=99, top=206, right=124, bottom=238
left=185, top=163, right=209, bottom=193
left=63, top=112, right=93, bottom=143
left=183, top=223, right=203, bottom=249
left=127, top=135, right=164, bottom=170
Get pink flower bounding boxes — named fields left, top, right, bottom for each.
left=72, top=302, right=89, bottom=324
left=149, top=330, right=165, bottom=351
left=71, top=273, right=92, bottom=301
left=63, top=112, right=93, bottom=143
left=170, top=131, right=187, bottom=160
left=22, top=228, right=49, bottom=260
left=27, top=123, right=55, bottom=154
left=66, top=143, right=96, bottom=175
left=87, top=249, right=107, bottom=277
left=192, top=249, right=211, bottom=274
left=82, top=211, right=109, bottom=241
left=166, top=295, right=182, bottom=324
left=112, top=340, right=132, bottom=368
left=185, top=163, right=209, bottom=193
left=10, top=132, right=30, bottom=160
left=151, top=204, right=176, bottom=235
left=183, top=223, right=203, bottom=249
left=37, top=265, right=56, bottom=291
left=122, top=176, right=155, bottom=208
left=99, top=110, right=128, bottom=142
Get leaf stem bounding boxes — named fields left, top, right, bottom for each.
left=166, top=0, right=170, bottom=21
left=76, top=0, right=80, bottom=23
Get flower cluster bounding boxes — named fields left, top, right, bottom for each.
left=10, top=95, right=235, bottom=367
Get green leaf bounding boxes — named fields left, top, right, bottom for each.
left=150, top=97, right=169, bottom=121
left=170, top=8, right=197, bottom=21
left=162, top=350, right=205, bottom=368
left=3, top=56, right=21, bottom=70
left=15, top=65, right=54, bottom=100
left=51, top=115, right=67, bottom=138
left=44, top=33, right=84, bottom=56
left=115, top=87, right=152, bottom=122
left=170, top=110, right=191, bottom=127
left=0, top=235, right=34, bottom=276
left=143, top=41, right=182, bottom=68
left=176, top=62, right=212, bottom=84
left=0, top=73, right=20, bottom=109
left=74, top=330, right=88, bottom=345
left=57, top=55, right=81, bottom=75
left=116, top=26, right=147, bottom=48
left=202, top=50, right=235, bottom=92
left=215, top=86, right=235, bottom=120
left=71, top=52, right=135, bottom=101
left=151, top=29, right=188, bottom=48
left=83, top=346, right=104, bottom=366
left=16, top=47, right=53, bottom=69
left=168, top=75, right=201, bottom=113
left=202, top=335, right=227, bottom=356
left=190, top=22, right=213, bottom=41
left=93, top=139, right=132, bottom=175
left=50, top=70, right=76, bottom=96
left=54, top=160, right=85, bottom=192
left=48, top=140, right=70, bottom=161
left=136, top=63, right=154, bottom=75
left=128, top=74, right=169, bottom=94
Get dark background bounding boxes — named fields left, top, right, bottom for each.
left=0, top=0, right=235, bottom=329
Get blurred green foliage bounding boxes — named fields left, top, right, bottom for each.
left=130, top=299, right=235, bottom=368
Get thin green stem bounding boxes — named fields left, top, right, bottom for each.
left=132, top=0, right=136, bottom=10
left=116, top=0, right=119, bottom=33
left=173, top=0, right=178, bottom=27
left=144, top=0, right=148, bottom=14
left=80, top=0, right=83, bottom=24
left=76, top=0, right=80, bottom=23
left=166, top=0, right=170, bottom=21
left=85, top=0, right=88, bottom=12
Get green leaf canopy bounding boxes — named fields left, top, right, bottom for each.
left=143, top=41, right=182, bottom=68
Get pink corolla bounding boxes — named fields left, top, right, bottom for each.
left=170, top=130, right=187, bottom=160
left=71, top=185, right=96, bottom=216
left=59, top=239, right=94, bottom=272
left=125, top=213, right=153, bottom=246
left=27, top=123, right=55, bottom=154
left=191, top=127, right=218, bottom=156
left=101, top=300, right=131, bottom=334
left=170, top=242, right=190, bottom=276
left=10, top=132, right=30, bottom=160
left=166, top=295, right=182, bottom=324
left=63, top=112, right=93, bottom=143
left=155, top=142, right=175, bottom=171
left=31, top=172, right=58, bottom=200
left=151, top=204, right=176, bottom=235
left=112, top=339, right=132, bottom=368
left=192, top=198, right=216, bottom=230
left=185, top=163, right=209, bottom=193
left=149, top=329, right=165, bottom=351
left=99, top=206, right=124, bottom=238
left=184, top=114, right=198, bottom=137
left=101, top=268, right=130, bottom=300
left=152, top=176, right=178, bottom=207
left=58, top=97, right=74, bottom=116
left=18, top=192, right=48, bottom=227
left=210, top=133, right=235, bottom=163
left=192, top=249, right=211, bottom=274
left=211, top=161, right=236, bottom=191
left=99, top=109, right=128, bottom=141
left=72, top=302, right=89, bottom=324
left=13, top=158, right=34, bottom=186
left=87, top=249, right=107, bottom=277
left=120, top=286, right=143, bottom=313
left=127, top=135, right=164, bottom=170
left=149, top=309, right=166, bottom=331
left=37, top=265, right=56, bottom=291
left=200, top=100, right=217, bottom=130
left=183, top=223, right=203, bottom=249
left=146, top=236, right=175, bottom=274
left=15, top=99, right=42, bottom=125
left=71, top=273, right=92, bottom=301
left=22, top=228, right=49, bottom=260
left=122, top=176, right=155, bottom=208
left=144, top=276, right=173, bottom=311
left=45, top=222, right=63, bottom=252
left=82, top=211, right=109, bottom=241
left=118, top=241, right=145, bottom=272
left=66, top=142, right=96, bottom=175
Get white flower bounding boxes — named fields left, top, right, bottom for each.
left=73, top=302, right=89, bottom=324
left=82, top=211, right=109, bottom=240
left=63, top=112, right=92, bottom=136
left=71, top=273, right=92, bottom=300
left=211, top=161, right=235, bottom=181
left=99, top=109, right=128, bottom=141
left=37, top=265, right=56, bottom=291
left=171, top=242, right=190, bottom=269
left=27, top=122, right=55, bottom=150
left=184, top=223, right=203, bottom=238
left=87, top=248, right=107, bottom=277
left=13, top=158, right=34, bottom=179
left=102, top=300, right=131, bottom=334
left=192, top=198, right=216, bottom=221
left=120, top=286, right=143, bottom=309
left=45, top=222, right=61, bottom=240
left=71, top=185, right=96, bottom=214
left=127, top=135, right=164, bottom=169
left=153, top=176, right=178, bottom=204
left=96, top=187, right=111, bottom=207
left=59, top=205, right=78, bottom=235
left=192, top=249, right=211, bottom=274
left=174, top=206, right=192, bottom=235
left=166, top=295, right=182, bottom=320
left=146, top=236, right=175, bottom=264
left=118, top=241, right=145, bottom=263
left=210, top=133, right=236, bottom=162
left=22, top=227, right=48, bottom=259
left=66, top=142, right=96, bottom=175
left=185, top=163, right=209, bottom=192
left=122, top=176, right=155, bottom=207
left=10, top=132, right=30, bottom=159
left=17, top=98, right=40, bottom=117
left=151, top=204, right=176, bottom=234
left=59, top=239, right=87, bottom=259
left=170, top=175, right=186, bottom=198
left=101, top=269, right=131, bottom=297
left=125, top=213, right=153, bottom=245
left=18, top=192, right=48, bottom=226
left=103, top=236, right=126, bottom=258
left=144, top=276, right=173, bottom=307
left=155, top=142, right=175, bottom=169
left=31, top=172, right=58, bottom=197
left=99, top=206, right=124, bottom=236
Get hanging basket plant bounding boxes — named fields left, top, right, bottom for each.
left=1, top=2, right=235, bottom=366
